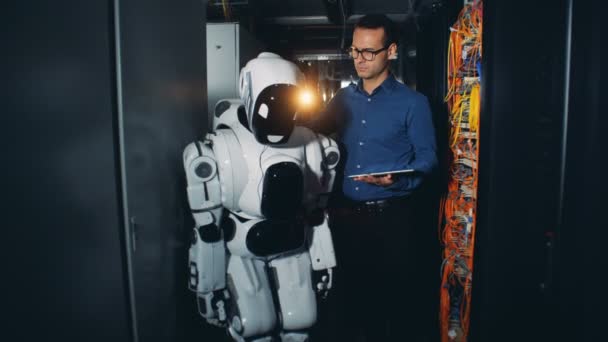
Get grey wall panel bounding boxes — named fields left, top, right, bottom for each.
left=4, top=1, right=132, bottom=341
left=116, top=1, right=220, bottom=341
left=206, top=23, right=262, bottom=128
left=207, top=23, right=239, bottom=118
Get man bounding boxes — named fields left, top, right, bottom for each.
left=310, top=14, right=437, bottom=341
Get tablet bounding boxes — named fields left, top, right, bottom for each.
left=347, top=168, right=415, bottom=178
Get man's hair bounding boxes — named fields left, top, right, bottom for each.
left=354, top=14, right=398, bottom=47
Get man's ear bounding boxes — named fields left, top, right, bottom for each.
left=388, top=43, right=398, bottom=60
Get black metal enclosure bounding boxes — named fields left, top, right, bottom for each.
left=5, top=1, right=213, bottom=341
left=472, top=1, right=605, bottom=341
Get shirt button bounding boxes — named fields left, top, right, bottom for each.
left=359, top=142, right=364, bottom=146
left=356, top=164, right=361, bottom=168
left=355, top=187, right=359, bottom=191
left=367, top=98, right=371, bottom=102
left=362, top=120, right=366, bottom=124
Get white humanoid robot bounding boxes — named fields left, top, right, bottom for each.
left=183, top=52, right=341, bottom=342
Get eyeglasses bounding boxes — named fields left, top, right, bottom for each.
left=346, top=46, right=390, bottom=61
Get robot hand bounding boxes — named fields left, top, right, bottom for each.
left=313, top=268, right=334, bottom=299
left=197, top=289, right=231, bottom=328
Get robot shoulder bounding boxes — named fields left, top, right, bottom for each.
left=212, top=99, right=245, bottom=131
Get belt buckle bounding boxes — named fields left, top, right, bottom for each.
left=364, top=200, right=384, bottom=214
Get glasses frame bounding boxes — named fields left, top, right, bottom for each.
left=346, top=46, right=390, bottom=61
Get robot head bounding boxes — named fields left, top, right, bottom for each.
left=239, top=52, right=306, bottom=145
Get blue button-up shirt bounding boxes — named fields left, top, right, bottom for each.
left=319, top=74, right=437, bottom=201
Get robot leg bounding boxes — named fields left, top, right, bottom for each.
left=279, top=332, right=309, bottom=342
left=225, top=255, right=277, bottom=341
left=269, top=252, right=317, bottom=340
left=226, top=330, right=274, bottom=342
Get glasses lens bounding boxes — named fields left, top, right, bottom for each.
left=361, top=51, right=374, bottom=61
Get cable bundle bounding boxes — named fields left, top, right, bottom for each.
left=439, top=1, right=482, bottom=341
left=221, top=0, right=232, bottom=21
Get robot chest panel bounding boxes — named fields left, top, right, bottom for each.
left=239, top=144, right=307, bottom=219
left=260, top=159, right=304, bottom=219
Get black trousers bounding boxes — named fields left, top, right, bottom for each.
left=318, top=196, right=425, bottom=341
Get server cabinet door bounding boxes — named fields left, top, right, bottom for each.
left=471, top=1, right=570, bottom=341
left=116, top=1, right=227, bottom=341
left=5, top=1, right=133, bottom=341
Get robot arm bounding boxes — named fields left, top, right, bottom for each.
left=183, top=139, right=228, bottom=326
left=309, top=212, right=337, bottom=298
left=306, top=134, right=340, bottom=298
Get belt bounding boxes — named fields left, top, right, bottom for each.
left=345, top=196, right=411, bottom=214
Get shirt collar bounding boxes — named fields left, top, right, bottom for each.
left=355, top=73, right=398, bottom=95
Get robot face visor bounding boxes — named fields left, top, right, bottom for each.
left=251, top=84, right=300, bottom=144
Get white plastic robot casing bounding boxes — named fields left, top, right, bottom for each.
left=185, top=52, right=339, bottom=341
left=239, top=52, right=305, bottom=130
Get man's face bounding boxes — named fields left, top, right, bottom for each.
left=351, top=27, right=393, bottom=80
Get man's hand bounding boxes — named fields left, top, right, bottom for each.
left=353, top=174, right=395, bottom=186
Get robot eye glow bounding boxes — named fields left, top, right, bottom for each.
left=298, top=89, right=314, bottom=107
